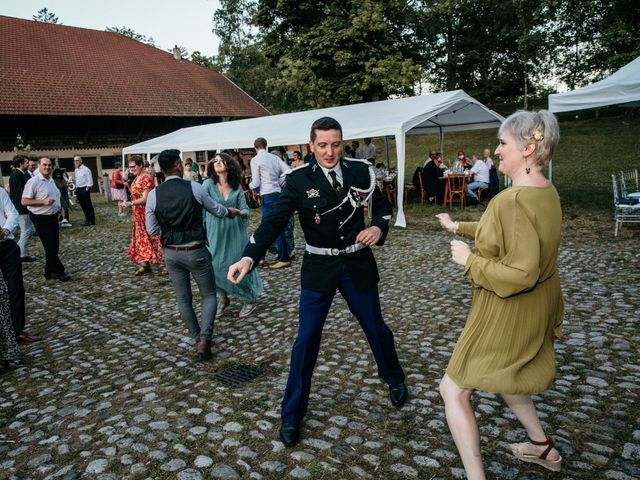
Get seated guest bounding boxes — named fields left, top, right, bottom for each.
left=485, top=148, right=500, bottom=197
left=467, top=153, right=490, bottom=204
left=458, top=150, right=472, bottom=170
left=422, top=151, right=445, bottom=204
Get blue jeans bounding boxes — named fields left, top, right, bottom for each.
left=261, top=192, right=290, bottom=263
left=467, top=181, right=489, bottom=200
left=281, top=265, right=405, bottom=423
left=164, top=246, right=217, bottom=342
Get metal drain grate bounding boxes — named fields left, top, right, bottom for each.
left=214, top=363, right=266, bottom=388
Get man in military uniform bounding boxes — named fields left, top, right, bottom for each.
left=228, top=117, right=407, bottom=447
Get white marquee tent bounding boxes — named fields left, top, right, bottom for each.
left=123, top=90, right=504, bottom=227
left=548, top=56, right=640, bottom=113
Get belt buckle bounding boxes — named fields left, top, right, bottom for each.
left=331, top=248, right=340, bottom=256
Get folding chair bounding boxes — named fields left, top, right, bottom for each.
left=612, top=174, right=640, bottom=236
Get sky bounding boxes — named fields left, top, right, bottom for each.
left=1, top=0, right=222, bottom=57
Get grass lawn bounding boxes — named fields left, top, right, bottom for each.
left=375, top=113, right=640, bottom=216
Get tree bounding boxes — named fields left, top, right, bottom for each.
left=13, top=134, right=31, bottom=154
left=211, top=0, right=277, bottom=111
left=553, top=0, right=640, bottom=88
left=33, top=8, right=59, bottom=24
left=255, top=0, right=424, bottom=110
left=191, top=51, right=216, bottom=68
left=105, top=26, right=156, bottom=47
left=416, top=0, right=556, bottom=108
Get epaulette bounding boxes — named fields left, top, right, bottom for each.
left=344, top=157, right=372, bottom=166
left=281, top=163, right=310, bottom=177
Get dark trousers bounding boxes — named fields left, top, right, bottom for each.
left=281, top=265, right=405, bottom=424
left=0, top=240, right=25, bottom=335
left=30, top=213, right=65, bottom=278
left=76, top=187, right=95, bottom=224
left=261, top=192, right=289, bottom=262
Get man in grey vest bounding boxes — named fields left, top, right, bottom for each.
left=146, top=149, right=242, bottom=360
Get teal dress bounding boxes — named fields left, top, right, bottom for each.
left=203, top=180, right=264, bottom=303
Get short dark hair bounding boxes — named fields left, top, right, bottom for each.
left=12, top=154, right=28, bottom=168
left=207, top=152, right=242, bottom=190
left=254, top=137, right=267, bottom=149
left=158, top=149, right=181, bottom=173
left=128, top=155, right=144, bottom=168
left=310, top=117, right=342, bottom=142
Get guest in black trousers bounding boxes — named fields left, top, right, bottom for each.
left=21, top=157, right=71, bottom=282
left=73, top=156, right=96, bottom=226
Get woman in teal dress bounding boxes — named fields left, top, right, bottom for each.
left=203, top=153, right=264, bottom=318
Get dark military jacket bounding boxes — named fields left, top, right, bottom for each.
left=243, top=157, right=392, bottom=294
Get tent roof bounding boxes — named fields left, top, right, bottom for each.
left=548, top=56, right=640, bottom=113
left=123, top=90, right=504, bottom=155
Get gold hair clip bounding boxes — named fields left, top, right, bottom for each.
left=531, top=129, right=544, bottom=141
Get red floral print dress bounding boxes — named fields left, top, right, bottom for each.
left=127, top=174, right=163, bottom=264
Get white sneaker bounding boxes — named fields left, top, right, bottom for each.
left=61, top=221, right=72, bottom=228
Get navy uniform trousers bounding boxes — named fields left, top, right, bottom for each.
left=281, top=264, right=405, bottom=424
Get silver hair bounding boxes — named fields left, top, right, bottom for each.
left=498, top=110, right=560, bottom=166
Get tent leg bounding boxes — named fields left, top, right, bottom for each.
left=394, top=130, right=406, bottom=228
left=384, top=136, right=390, bottom=171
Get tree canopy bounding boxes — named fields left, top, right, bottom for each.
left=33, top=8, right=59, bottom=24
left=205, top=0, right=640, bottom=112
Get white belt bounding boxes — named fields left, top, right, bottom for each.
left=305, top=243, right=366, bottom=256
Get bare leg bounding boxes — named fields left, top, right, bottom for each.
left=439, top=374, right=486, bottom=480
left=502, top=394, right=560, bottom=461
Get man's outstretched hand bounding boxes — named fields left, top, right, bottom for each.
left=227, top=258, right=252, bottom=284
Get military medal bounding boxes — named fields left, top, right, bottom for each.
left=314, top=213, right=321, bottom=224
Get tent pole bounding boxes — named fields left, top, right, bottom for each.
left=548, top=158, right=553, bottom=183
left=394, top=129, right=406, bottom=228
left=439, top=126, right=444, bottom=159
left=384, top=136, right=390, bottom=171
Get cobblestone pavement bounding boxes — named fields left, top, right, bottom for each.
left=1, top=199, right=639, bottom=479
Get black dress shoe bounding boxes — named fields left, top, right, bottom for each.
left=389, top=383, right=408, bottom=407
left=279, top=422, right=300, bottom=447
left=21, top=256, right=37, bottom=263
left=82, top=221, right=93, bottom=226
left=58, top=272, right=71, bottom=282
left=44, top=273, right=60, bottom=280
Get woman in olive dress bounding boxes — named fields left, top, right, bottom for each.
left=436, top=110, right=564, bottom=478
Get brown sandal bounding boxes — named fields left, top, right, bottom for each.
left=134, top=265, right=151, bottom=276
left=510, top=437, right=562, bottom=472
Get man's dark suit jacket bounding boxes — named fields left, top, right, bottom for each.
left=9, top=169, right=29, bottom=215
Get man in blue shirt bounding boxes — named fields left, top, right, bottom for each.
left=249, top=137, right=292, bottom=269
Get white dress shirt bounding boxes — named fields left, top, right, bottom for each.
left=362, top=143, right=376, bottom=160
left=74, top=164, right=93, bottom=188
left=249, top=150, right=291, bottom=195
left=22, top=176, right=61, bottom=215
left=0, top=189, right=19, bottom=240
left=470, top=160, right=490, bottom=183
left=318, top=163, right=343, bottom=187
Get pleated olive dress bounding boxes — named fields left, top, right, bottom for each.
left=447, top=185, right=564, bottom=395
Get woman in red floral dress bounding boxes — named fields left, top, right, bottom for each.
left=120, top=155, right=163, bottom=275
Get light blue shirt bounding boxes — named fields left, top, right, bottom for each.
left=249, top=149, right=291, bottom=195
left=145, top=176, right=229, bottom=241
